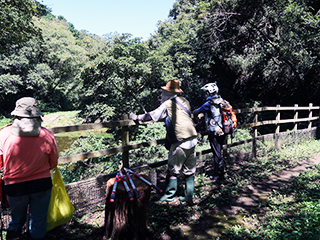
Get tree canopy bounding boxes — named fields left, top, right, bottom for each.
left=148, top=0, right=320, bottom=107
left=0, top=0, right=44, bottom=54
left=1, top=0, right=320, bottom=120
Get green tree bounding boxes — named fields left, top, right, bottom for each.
left=197, top=0, right=320, bottom=105
left=0, top=6, right=110, bottom=114
left=0, top=0, right=45, bottom=54
left=32, top=17, right=89, bottom=109
left=79, top=34, right=166, bottom=122
left=150, top=0, right=320, bottom=107
left=148, top=0, right=202, bottom=106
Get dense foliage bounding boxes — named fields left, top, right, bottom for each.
left=148, top=0, right=320, bottom=108
left=0, top=0, right=109, bottom=115
left=1, top=0, right=320, bottom=120
left=78, top=34, right=167, bottom=121
left=0, top=0, right=43, bottom=53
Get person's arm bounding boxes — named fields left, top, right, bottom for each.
left=193, top=102, right=209, bottom=117
left=129, top=112, right=153, bottom=122
left=0, top=151, right=3, bottom=170
left=47, top=130, right=59, bottom=169
left=129, top=103, right=168, bottom=122
left=0, top=130, right=4, bottom=169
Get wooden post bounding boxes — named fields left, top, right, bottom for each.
left=252, top=106, right=258, bottom=158
left=104, top=174, right=151, bottom=240
left=293, top=104, right=298, bottom=132
left=318, top=106, right=320, bottom=126
left=122, top=115, right=130, bottom=168
left=294, top=104, right=298, bottom=145
left=308, top=103, right=313, bottom=129
left=275, top=104, right=280, bottom=150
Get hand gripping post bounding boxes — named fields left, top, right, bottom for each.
left=125, top=170, right=140, bottom=198
left=124, top=168, right=163, bottom=193
left=110, top=171, right=120, bottom=202
left=119, top=170, right=134, bottom=201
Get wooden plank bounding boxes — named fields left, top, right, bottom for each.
left=48, top=120, right=154, bottom=134
left=49, top=106, right=318, bottom=134
left=234, top=106, right=320, bottom=114
left=121, top=115, right=130, bottom=168
left=238, top=116, right=319, bottom=129
left=58, top=114, right=320, bottom=164
left=58, top=139, right=166, bottom=164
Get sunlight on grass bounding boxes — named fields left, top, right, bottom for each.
left=224, top=140, right=320, bottom=239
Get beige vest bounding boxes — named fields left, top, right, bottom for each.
left=164, top=96, right=197, bottom=142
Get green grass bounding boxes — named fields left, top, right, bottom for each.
left=0, top=116, right=12, bottom=129
left=42, top=110, right=83, bottom=128
left=139, top=138, right=320, bottom=240
left=203, top=139, right=320, bottom=239
left=0, top=111, right=82, bottom=130
left=225, top=163, right=320, bottom=239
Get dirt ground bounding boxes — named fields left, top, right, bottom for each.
left=221, top=155, right=320, bottom=215
left=41, top=155, right=320, bottom=240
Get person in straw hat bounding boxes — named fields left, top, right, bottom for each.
left=129, top=80, right=198, bottom=205
left=0, top=97, right=58, bottom=240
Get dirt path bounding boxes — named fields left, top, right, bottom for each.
left=223, top=155, right=320, bottom=215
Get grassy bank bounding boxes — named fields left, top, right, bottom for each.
left=0, top=111, right=83, bottom=130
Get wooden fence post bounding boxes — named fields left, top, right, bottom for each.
left=122, top=115, right=130, bottom=168
left=308, top=103, right=313, bottom=129
left=294, top=104, right=298, bottom=145
left=294, top=104, right=298, bottom=131
left=275, top=104, right=280, bottom=150
left=252, top=106, right=258, bottom=158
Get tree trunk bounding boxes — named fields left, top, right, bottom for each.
left=104, top=174, right=151, bottom=240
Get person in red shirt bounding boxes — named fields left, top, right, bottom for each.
left=0, top=97, right=58, bottom=240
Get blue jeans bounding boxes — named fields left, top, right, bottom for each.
left=7, top=188, right=51, bottom=239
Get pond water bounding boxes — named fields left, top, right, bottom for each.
left=54, top=129, right=110, bottom=155
left=55, top=135, right=79, bottom=154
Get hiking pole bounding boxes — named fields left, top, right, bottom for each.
left=125, top=170, right=140, bottom=198
left=119, top=170, right=134, bottom=201
left=124, top=168, right=163, bottom=194
left=110, top=171, right=120, bottom=202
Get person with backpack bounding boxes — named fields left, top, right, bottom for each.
left=129, top=80, right=198, bottom=205
left=193, top=82, right=237, bottom=182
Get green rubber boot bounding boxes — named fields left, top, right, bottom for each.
left=179, top=175, right=194, bottom=205
left=160, top=178, right=177, bottom=202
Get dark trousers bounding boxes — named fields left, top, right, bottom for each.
left=208, top=133, right=226, bottom=176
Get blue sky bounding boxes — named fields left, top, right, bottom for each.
left=38, top=0, right=177, bottom=40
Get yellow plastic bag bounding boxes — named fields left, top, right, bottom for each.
left=47, top=167, right=75, bottom=231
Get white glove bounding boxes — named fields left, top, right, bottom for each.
left=129, top=112, right=138, bottom=120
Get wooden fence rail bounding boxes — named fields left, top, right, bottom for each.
left=48, top=104, right=320, bottom=169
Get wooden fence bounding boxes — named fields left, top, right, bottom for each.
left=48, top=103, right=320, bottom=169
left=46, top=104, right=320, bottom=214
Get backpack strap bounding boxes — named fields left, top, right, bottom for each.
left=173, top=99, right=191, bottom=116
